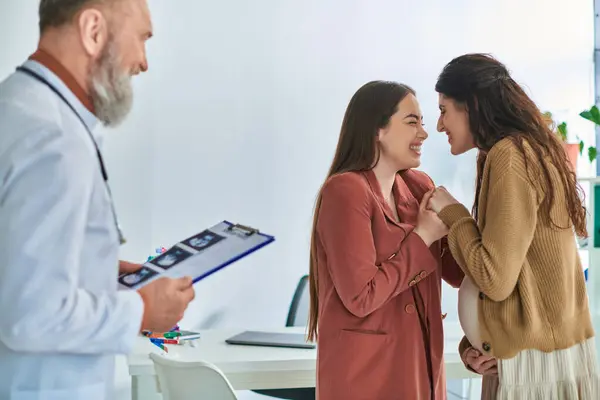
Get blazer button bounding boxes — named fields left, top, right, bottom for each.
left=405, top=304, right=415, bottom=314
left=415, top=275, right=422, bottom=283
left=479, top=292, right=484, bottom=300
left=419, top=271, right=427, bottom=279
left=482, top=342, right=491, bottom=352
left=409, top=279, right=416, bottom=287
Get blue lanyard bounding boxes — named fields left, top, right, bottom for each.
left=16, top=66, right=126, bottom=245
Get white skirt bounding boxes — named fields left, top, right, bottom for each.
left=481, top=338, right=600, bottom=399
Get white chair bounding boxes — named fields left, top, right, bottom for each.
left=150, top=353, right=238, bottom=400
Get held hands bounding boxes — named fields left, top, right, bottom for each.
left=414, top=189, right=449, bottom=246
left=427, top=186, right=460, bottom=214
left=137, top=276, right=196, bottom=332
left=462, top=347, right=498, bottom=376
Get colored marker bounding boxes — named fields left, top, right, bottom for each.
left=163, top=332, right=181, bottom=339
left=147, top=333, right=165, bottom=339
left=151, top=338, right=180, bottom=345
left=149, top=339, right=168, bottom=353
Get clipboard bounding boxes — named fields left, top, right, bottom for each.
left=118, top=221, right=275, bottom=290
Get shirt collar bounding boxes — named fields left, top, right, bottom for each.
left=23, top=50, right=99, bottom=134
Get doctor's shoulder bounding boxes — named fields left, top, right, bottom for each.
left=0, top=99, right=63, bottom=154
left=0, top=87, right=71, bottom=189
left=0, top=75, right=62, bottom=133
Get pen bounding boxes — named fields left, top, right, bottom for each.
left=149, top=339, right=168, bottom=353
left=150, top=338, right=180, bottom=345
left=147, top=332, right=181, bottom=339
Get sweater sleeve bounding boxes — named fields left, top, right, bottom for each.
left=440, top=236, right=464, bottom=288
left=317, top=174, right=439, bottom=318
left=437, top=149, right=538, bottom=302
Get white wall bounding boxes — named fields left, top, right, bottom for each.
left=132, top=0, right=595, bottom=330
left=0, top=0, right=594, bottom=348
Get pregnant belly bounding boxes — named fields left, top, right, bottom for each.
left=458, top=276, right=483, bottom=352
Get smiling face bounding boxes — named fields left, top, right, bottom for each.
left=110, top=0, right=153, bottom=76
left=84, top=0, right=153, bottom=126
left=437, top=94, right=476, bottom=155
left=377, top=93, right=428, bottom=170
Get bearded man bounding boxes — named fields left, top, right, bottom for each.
left=0, top=1, right=195, bottom=398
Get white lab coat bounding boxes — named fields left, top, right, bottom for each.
left=0, top=60, right=144, bottom=399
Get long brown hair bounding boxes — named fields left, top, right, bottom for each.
left=307, top=81, right=415, bottom=341
left=435, top=53, right=587, bottom=236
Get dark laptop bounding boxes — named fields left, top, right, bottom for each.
left=225, top=331, right=316, bottom=349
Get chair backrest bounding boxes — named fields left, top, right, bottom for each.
left=150, top=353, right=238, bottom=400
left=286, top=274, right=309, bottom=327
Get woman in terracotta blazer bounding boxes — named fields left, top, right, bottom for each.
left=307, top=81, right=465, bottom=400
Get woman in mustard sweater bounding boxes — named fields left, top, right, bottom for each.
left=428, top=53, right=600, bottom=399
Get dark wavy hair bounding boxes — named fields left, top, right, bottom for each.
left=435, top=53, right=586, bottom=237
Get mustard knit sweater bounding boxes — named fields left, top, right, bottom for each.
left=438, top=138, right=594, bottom=359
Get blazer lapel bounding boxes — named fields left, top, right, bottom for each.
left=362, top=170, right=404, bottom=228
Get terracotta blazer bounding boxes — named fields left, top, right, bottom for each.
left=314, top=169, right=464, bottom=400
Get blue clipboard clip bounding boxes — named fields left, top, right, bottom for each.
left=226, top=223, right=259, bottom=237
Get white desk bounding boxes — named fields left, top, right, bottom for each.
left=127, top=324, right=478, bottom=400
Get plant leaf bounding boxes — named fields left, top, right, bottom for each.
left=542, top=111, right=553, bottom=128
left=557, top=122, right=568, bottom=141
left=581, top=106, right=600, bottom=125
left=580, top=140, right=585, bottom=155
left=580, top=110, right=593, bottom=121
left=591, top=106, right=600, bottom=125
left=589, top=146, right=597, bottom=163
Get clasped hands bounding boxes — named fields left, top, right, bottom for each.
left=418, top=187, right=498, bottom=376
left=414, top=186, right=459, bottom=246
left=462, top=347, right=498, bottom=376
left=423, top=186, right=460, bottom=214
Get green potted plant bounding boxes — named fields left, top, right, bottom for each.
left=543, top=111, right=581, bottom=171
left=579, top=105, right=599, bottom=163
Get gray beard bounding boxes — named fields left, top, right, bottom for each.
left=89, top=40, right=133, bottom=127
